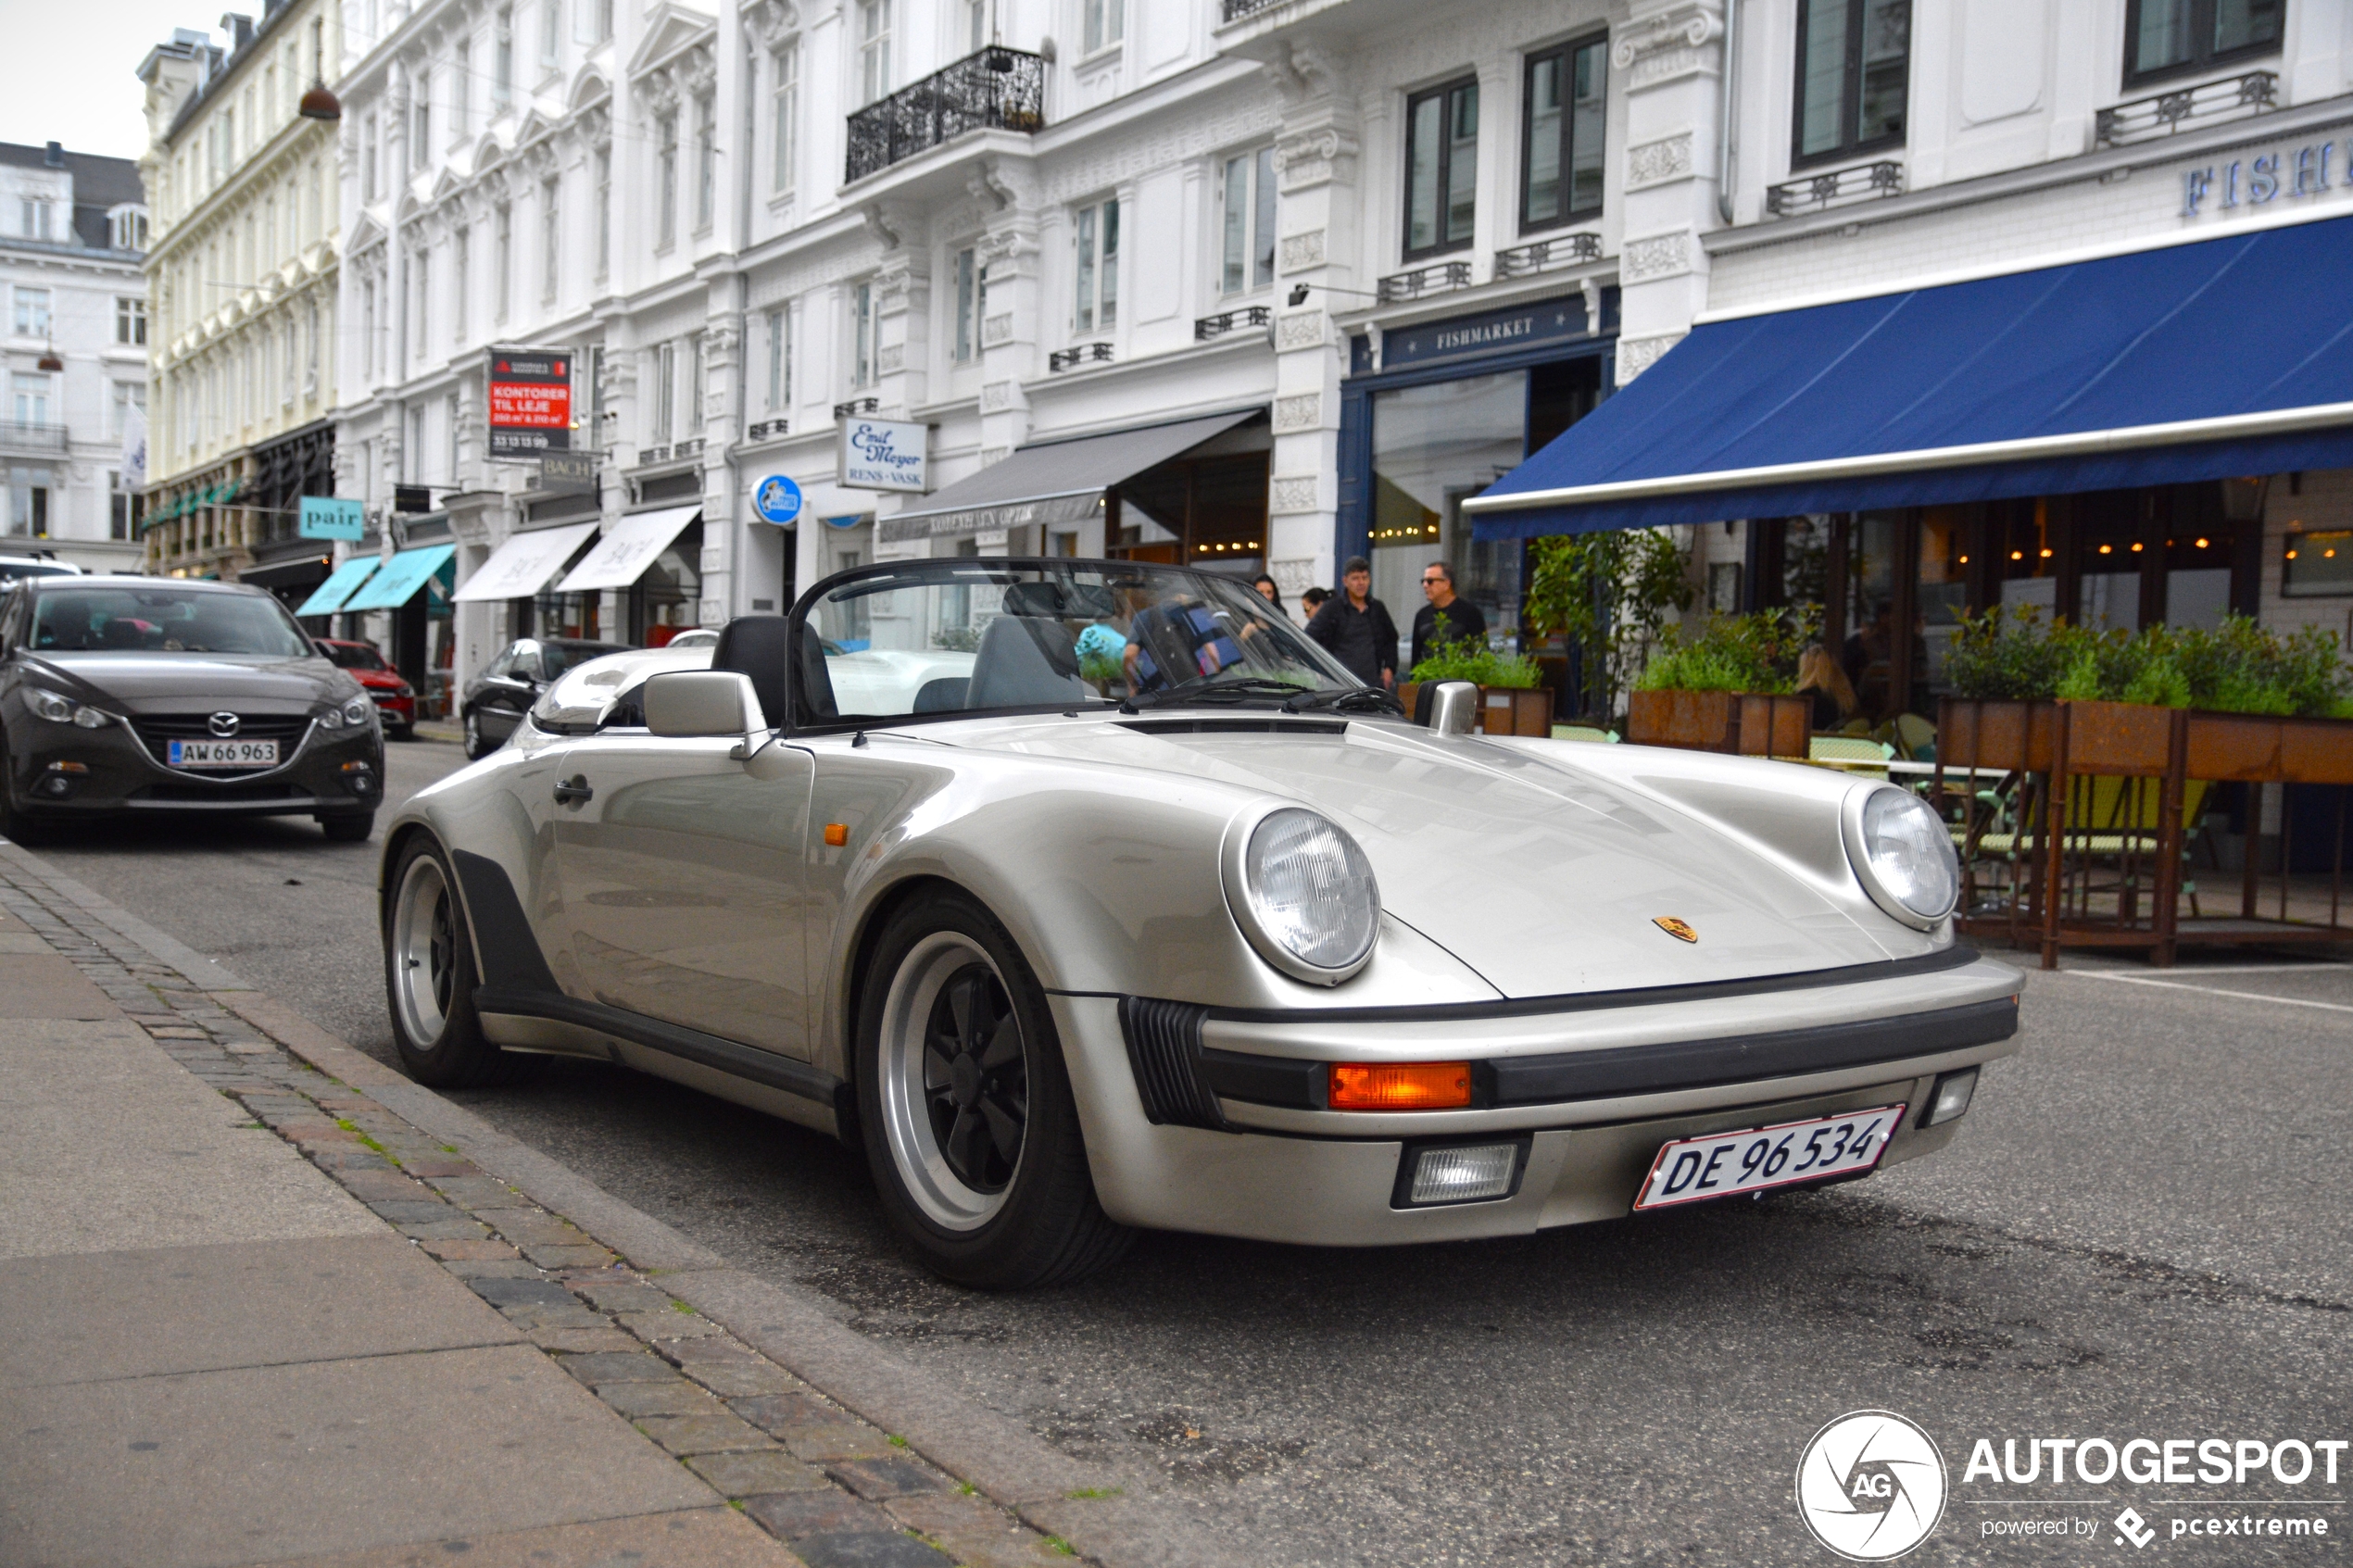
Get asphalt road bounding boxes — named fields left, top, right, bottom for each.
left=37, top=736, right=2353, bottom=1566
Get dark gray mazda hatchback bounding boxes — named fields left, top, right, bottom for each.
left=0, top=578, right=384, bottom=843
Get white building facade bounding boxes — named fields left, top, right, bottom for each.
left=0, top=142, right=149, bottom=573
left=326, top=0, right=2353, bottom=704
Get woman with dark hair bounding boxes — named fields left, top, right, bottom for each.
left=1252, top=573, right=1284, bottom=615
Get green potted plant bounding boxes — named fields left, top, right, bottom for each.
left=1625, top=608, right=1815, bottom=757
left=1401, top=639, right=1551, bottom=735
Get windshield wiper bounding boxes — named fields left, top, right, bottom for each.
left=1124, top=675, right=1316, bottom=711
left=1284, top=686, right=1405, bottom=717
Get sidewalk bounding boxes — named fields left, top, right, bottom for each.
left=0, top=847, right=1118, bottom=1568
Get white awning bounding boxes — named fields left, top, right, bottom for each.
left=450, top=521, right=600, bottom=603
left=553, top=507, right=701, bottom=593
left=878, top=410, right=1259, bottom=544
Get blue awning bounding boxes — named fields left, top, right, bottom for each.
left=295, top=556, right=383, bottom=617
left=1466, top=211, right=2353, bottom=537
left=341, top=545, right=456, bottom=612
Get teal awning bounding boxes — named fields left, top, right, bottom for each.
left=340, top=545, right=456, bottom=612
left=295, top=557, right=384, bottom=617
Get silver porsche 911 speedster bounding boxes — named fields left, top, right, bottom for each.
left=380, top=558, right=2020, bottom=1287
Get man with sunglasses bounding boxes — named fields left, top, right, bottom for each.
left=1409, top=560, right=1487, bottom=671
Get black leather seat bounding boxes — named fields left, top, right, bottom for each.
left=710, top=615, right=796, bottom=728
left=966, top=617, right=1087, bottom=709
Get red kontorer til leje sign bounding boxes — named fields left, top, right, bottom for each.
left=485, top=346, right=573, bottom=456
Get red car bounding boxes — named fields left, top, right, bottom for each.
left=313, top=639, right=416, bottom=739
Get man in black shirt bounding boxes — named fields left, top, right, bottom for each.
left=1409, top=560, right=1488, bottom=672
left=1305, top=556, right=1399, bottom=689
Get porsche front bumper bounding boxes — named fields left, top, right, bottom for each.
left=1056, top=951, right=2023, bottom=1246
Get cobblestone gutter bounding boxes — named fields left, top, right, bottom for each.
left=0, top=851, right=1086, bottom=1568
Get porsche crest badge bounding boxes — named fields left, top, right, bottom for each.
left=1653, top=917, right=1698, bottom=944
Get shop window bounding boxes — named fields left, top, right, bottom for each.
left=631, top=518, right=703, bottom=643
left=1370, top=372, right=1527, bottom=659
left=1073, top=199, right=1118, bottom=332
left=1220, top=147, right=1277, bottom=295
left=1793, top=0, right=1909, bottom=168
left=1403, top=77, right=1478, bottom=257
left=2283, top=527, right=2353, bottom=597
left=1113, top=450, right=1270, bottom=575
left=2124, top=0, right=2284, bottom=87
left=1521, top=34, right=1606, bottom=231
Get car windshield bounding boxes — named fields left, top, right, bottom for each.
left=541, top=640, right=627, bottom=678
left=315, top=641, right=388, bottom=671
left=31, top=586, right=314, bottom=656
left=0, top=561, right=76, bottom=581
left=797, top=560, right=1377, bottom=725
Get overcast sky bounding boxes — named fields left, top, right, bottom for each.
left=2, top=1, right=220, bottom=164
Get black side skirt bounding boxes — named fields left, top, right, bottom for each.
left=472, top=983, right=844, bottom=1111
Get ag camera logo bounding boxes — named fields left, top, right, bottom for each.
left=1796, top=1411, right=1948, bottom=1561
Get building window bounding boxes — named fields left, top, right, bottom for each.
left=413, top=249, right=431, bottom=356
left=652, top=340, right=676, bottom=442
left=454, top=41, right=472, bottom=134
left=454, top=226, right=470, bottom=339
left=952, top=247, right=979, bottom=362
left=1793, top=0, right=1910, bottom=168
left=109, top=207, right=148, bottom=250
left=110, top=470, right=135, bottom=540
left=858, top=0, right=891, bottom=106
left=496, top=204, right=512, bottom=321
left=11, top=467, right=53, bottom=538
left=1220, top=147, right=1276, bottom=295
left=541, top=181, right=560, bottom=301
left=594, top=147, right=611, bottom=280
left=772, top=44, right=799, bottom=194
left=657, top=112, right=678, bottom=247
left=116, top=296, right=148, bottom=345
left=851, top=282, right=875, bottom=388
left=414, top=89, right=431, bottom=169
left=2124, top=0, right=2284, bottom=84
left=1523, top=34, right=1606, bottom=230
left=111, top=380, right=145, bottom=437
left=694, top=94, right=716, bottom=232
left=1073, top=198, right=1118, bottom=332
left=766, top=306, right=790, bottom=408
left=965, top=0, right=986, bottom=50
left=13, top=371, right=53, bottom=427
left=1083, top=0, right=1124, bottom=54
left=361, top=114, right=379, bottom=201
left=690, top=333, right=706, bottom=430
left=13, top=287, right=50, bottom=339
left=495, top=8, right=514, bottom=109
left=582, top=0, right=612, bottom=44
left=540, top=0, right=560, bottom=73
left=1403, top=77, right=1478, bottom=257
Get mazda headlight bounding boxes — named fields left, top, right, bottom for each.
left=1843, top=785, right=1959, bottom=928
left=1224, top=806, right=1380, bottom=984
left=342, top=696, right=375, bottom=727
left=29, top=689, right=110, bottom=728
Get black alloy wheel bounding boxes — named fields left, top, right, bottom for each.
left=922, top=963, right=1028, bottom=1196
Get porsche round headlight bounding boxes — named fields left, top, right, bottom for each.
left=1227, top=807, right=1379, bottom=984
left=1843, top=785, right=1959, bottom=928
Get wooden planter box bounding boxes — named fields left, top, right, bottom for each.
left=1937, top=697, right=2057, bottom=772
left=1399, top=684, right=1554, bottom=736
left=1626, top=689, right=1810, bottom=757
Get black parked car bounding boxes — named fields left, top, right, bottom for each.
left=459, top=636, right=626, bottom=759
left=0, top=578, right=384, bottom=843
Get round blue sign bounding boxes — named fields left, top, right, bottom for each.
left=753, top=474, right=803, bottom=525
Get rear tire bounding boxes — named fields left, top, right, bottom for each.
left=462, top=709, right=492, bottom=760
left=857, top=888, right=1131, bottom=1289
left=384, top=835, right=540, bottom=1088
left=321, top=812, right=375, bottom=843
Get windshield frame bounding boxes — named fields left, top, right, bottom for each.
left=29, top=583, right=318, bottom=658
left=784, top=557, right=1370, bottom=736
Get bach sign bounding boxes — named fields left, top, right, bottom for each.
left=486, top=347, right=573, bottom=457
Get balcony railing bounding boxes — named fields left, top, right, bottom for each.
left=1221, top=0, right=1290, bottom=19
left=0, top=421, right=69, bottom=455
left=846, top=47, right=1047, bottom=184
left=2095, top=69, right=2277, bottom=146
left=1194, top=305, right=1271, bottom=342
left=1377, top=260, right=1474, bottom=304
left=1766, top=160, right=1905, bottom=218
left=832, top=396, right=879, bottom=420
left=1493, top=232, right=1602, bottom=280
left=1049, top=342, right=1114, bottom=372
left=746, top=419, right=789, bottom=441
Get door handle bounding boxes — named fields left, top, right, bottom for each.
left=553, top=775, right=593, bottom=806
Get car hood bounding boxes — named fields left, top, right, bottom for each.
left=957, top=717, right=1899, bottom=999
left=23, top=652, right=358, bottom=713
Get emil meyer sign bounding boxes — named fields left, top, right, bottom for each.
left=837, top=417, right=928, bottom=493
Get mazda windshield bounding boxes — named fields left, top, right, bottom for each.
left=31, top=586, right=316, bottom=657
left=796, top=560, right=1390, bottom=726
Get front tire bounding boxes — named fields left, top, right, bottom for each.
left=321, top=811, right=375, bottom=843
left=384, top=836, right=539, bottom=1087
left=462, top=709, right=491, bottom=760
left=857, top=889, right=1131, bottom=1289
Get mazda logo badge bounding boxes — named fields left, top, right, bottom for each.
left=208, top=711, right=240, bottom=738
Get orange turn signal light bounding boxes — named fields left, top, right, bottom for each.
left=824, top=822, right=849, bottom=847
left=1328, top=1061, right=1473, bottom=1111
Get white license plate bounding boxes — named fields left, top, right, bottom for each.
left=167, top=738, right=279, bottom=769
left=1632, top=1104, right=1907, bottom=1210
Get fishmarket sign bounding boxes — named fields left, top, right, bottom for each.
left=2180, top=133, right=2353, bottom=217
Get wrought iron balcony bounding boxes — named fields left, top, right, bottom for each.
left=1049, top=343, right=1114, bottom=372
left=746, top=419, right=789, bottom=441
left=1766, top=160, right=1905, bottom=218
left=1221, top=0, right=1290, bottom=19
left=846, top=47, right=1047, bottom=184
left=2095, top=69, right=2277, bottom=146
left=832, top=397, right=879, bottom=420
left=1194, top=305, right=1271, bottom=342
left=1377, top=260, right=1474, bottom=304
left=0, top=421, right=69, bottom=456
left=1493, top=232, right=1602, bottom=280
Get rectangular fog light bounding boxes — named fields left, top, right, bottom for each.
left=1923, top=1067, right=1979, bottom=1127
left=1404, top=1142, right=1521, bottom=1207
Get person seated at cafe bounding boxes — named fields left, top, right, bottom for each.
left=1797, top=644, right=1862, bottom=732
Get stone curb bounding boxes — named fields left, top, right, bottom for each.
left=0, top=841, right=252, bottom=993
